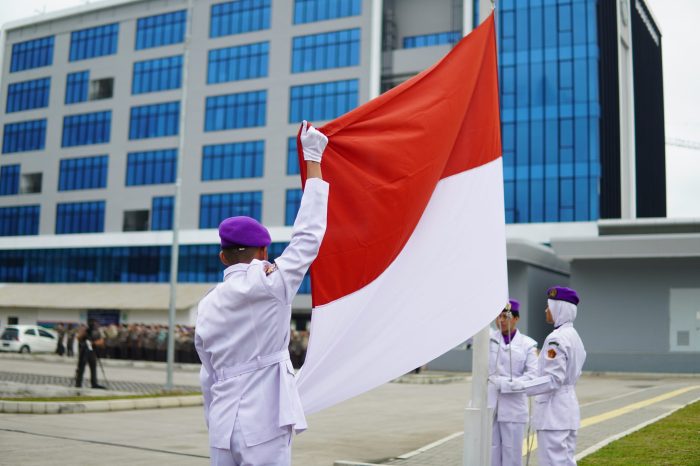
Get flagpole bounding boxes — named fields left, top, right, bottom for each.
left=165, top=0, right=193, bottom=391
left=463, top=325, right=492, bottom=465
left=461, top=1, right=495, bottom=464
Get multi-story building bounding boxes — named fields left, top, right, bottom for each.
left=0, top=0, right=668, bottom=333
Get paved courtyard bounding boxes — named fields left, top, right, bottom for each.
left=0, top=355, right=697, bottom=465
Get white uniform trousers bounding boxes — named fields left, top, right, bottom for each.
left=536, top=429, right=577, bottom=466
left=491, top=421, right=526, bottom=466
left=210, top=417, right=292, bottom=466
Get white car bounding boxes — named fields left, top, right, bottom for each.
left=0, top=325, right=58, bottom=354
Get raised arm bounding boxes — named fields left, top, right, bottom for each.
left=265, top=121, right=329, bottom=304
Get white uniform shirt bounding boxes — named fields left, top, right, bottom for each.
left=195, top=178, right=329, bottom=450
left=488, top=328, right=538, bottom=423
left=522, top=300, right=586, bottom=430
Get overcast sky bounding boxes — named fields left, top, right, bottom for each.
left=1, top=0, right=698, bottom=218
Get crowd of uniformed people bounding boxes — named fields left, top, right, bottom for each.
left=53, top=322, right=310, bottom=368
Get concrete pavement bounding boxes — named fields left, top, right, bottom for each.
left=0, top=355, right=698, bottom=465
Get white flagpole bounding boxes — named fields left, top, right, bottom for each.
left=463, top=325, right=493, bottom=465
left=166, top=0, right=193, bottom=391
left=461, top=1, right=494, bottom=463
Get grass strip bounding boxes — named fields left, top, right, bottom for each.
left=579, top=400, right=700, bottom=466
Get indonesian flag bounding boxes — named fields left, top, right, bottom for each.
left=296, top=15, right=507, bottom=414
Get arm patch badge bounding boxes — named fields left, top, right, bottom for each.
left=264, top=263, right=278, bottom=276
left=547, top=348, right=557, bottom=359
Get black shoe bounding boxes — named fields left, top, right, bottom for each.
left=91, top=384, right=107, bottom=389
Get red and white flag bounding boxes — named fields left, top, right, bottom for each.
left=296, top=15, right=507, bottom=414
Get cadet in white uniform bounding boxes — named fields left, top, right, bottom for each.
left=195, top=121, right=329, bottom=466
left=502, top=286, right=586, bottom=466
left=488, top=299, right=538, bottom=466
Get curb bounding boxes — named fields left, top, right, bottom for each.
left=0, top=395, right=203, bottom=414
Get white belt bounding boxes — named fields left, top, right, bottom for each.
left=217, top=350, right=290, bottom=381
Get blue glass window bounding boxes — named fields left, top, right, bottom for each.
left=132, top=56, right=183, bottom=94
left=202, top=141, right=264, bottom=181
left=289, top=79, right=358, bottom=123
left=210, top=0, right=271, bottom=37
left=65, top=71, right=89, bottom=104
left=292, top=28, right=360, bottom=73
left=58, top=155, right=108, bottom=191
left=498, top=0, right=600, bottom=223
left=151, top=196, right=174, bottom=231
left=403, top=31, right=461, bottom=49
left=293, top=0, right=361, bottom=24
left=2, top=119, right=47, bottom=153
left=126, top=149, right=177, bottom=185
left=69, top=23, right=119, bottom=61
left=287, top=136, right=300, bottom=175
left=10, top=36, right=54, bottom=72
left=55, top=201, right=105, bottom=234
left=285, top=189, right=302, bottom=225
left=207, top=42, right=269, bottom=84
left=0, top=165, right=20, bottom=196
left=199, top=191, right=262, bottom=228
left=6, top=78, right=50, bottom=113
left=204, top=91, right=266, bottom=131
left=0, top=205, right=39, bottom=236
left=0, top=241, right=312, bottom=285
left=129, top=102, right=180, bottom=139
left=62, top=111, right=111, bottom=147
left=135, top=10, right=186, bottom=50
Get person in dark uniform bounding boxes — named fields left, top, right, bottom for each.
left=74, top=320, right=106, bottom=389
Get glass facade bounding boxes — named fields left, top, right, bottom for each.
left=151, top=196, right=174, bottom=231
left=0, top=242, right=310, bottom=290
left=10, top=36, right=54, bottom=72
left=285, top=189, right=303, bottom=226
left=2, top=119, right=47, bottom=153
left=69, top=23, right=119, bottom=61
left=199, top=191, right=262, bottom=228
left=207, top=42, right=269, bottom=84
left=62, top=111, right=111, bottom=147
left=135, top=10, right=186, bottom=50
left=126, top=149, right=177, bottom=186
left=289, top=79, right=358, bottom=123
left=55, top=200, right=105, bottom=234
left=498, top=0, right=600, bottom=223
left=129, top=102, right=180, bottom=139
left=58, top=155, right=109, bottom=191
left=204, top=91, right=266, bottom=131
left=132, top=56, right=183, bottom=94
left=293, top=0, right=361, bottom=24
left=0, top=165, right=20, bottom=196
left=403, top=31, right=461, bottom=49
left=65, top=71, right=89, bottom=104
left=0, top=205, right=40, bottom=236
left=292, top=28, right=360, bottom=73
left=6, top=77, right=51, bottom=113
left=210, top=0, right=271, bottom=37
left=201, top=141, right=264, bottom=181
left=287, top=136, right=300, bottom=175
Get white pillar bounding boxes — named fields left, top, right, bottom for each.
left=463, top=325, right=492, bottom=466
left=617, top=0, right=636, bottom=218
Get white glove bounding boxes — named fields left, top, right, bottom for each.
left=300, top=120, right=328, bottom=163
left=488, top=375, right=506, bottom=386
left=500, top=379, right=525, bottom=393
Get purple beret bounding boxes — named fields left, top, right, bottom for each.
left=218, top=216, right=271, bottom=248
left=508, top=299, right=520, bottom=313
left=547, top=286, right=579, bottom=305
